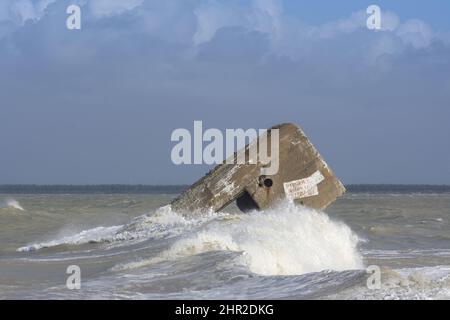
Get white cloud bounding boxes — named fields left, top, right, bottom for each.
left=191, top=2, right=439, bottom=62
left=193, top=0, right=245, bottom=45
left=0, top=0, right=55, bottom=24
left=396, top=19, right=434, bottom=49
left=314, top=11, right=366, bottom=38
left=192, top=0, right=283, bottom=46
left=248, top=0, right=283, bottom=35
left=0, top=0, right=444, bottom=63
left=380, top=10, right=400, bottom=31
left=0, top=0, right=145, bottom=24
left=89, top=0, right=143, bottom=18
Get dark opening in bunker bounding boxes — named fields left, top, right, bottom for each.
left=236, top=190, right=260, bottom=213
left=263, top=178, right=273, bottom=188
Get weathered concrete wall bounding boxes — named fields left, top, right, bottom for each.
left=171, top=123, right=345, bottom=213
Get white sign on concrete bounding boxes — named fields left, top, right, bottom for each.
left=283, top=170, right=325, bottom=200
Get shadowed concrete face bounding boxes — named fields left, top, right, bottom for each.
left=171, top=123, right=345, bottom=213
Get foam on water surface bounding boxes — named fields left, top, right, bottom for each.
left=5, top=193, right=450, bottom=299
left=0, top=199, right=24, bottom=211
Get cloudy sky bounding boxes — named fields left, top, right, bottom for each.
left=0, top=0, right=449, bottom=185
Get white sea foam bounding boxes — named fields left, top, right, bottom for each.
left=18, top=201, right=363, bottom=276
left=115, top=201, right=364, bottom=276
left=0, top=199, right=24, bottom=211
left=16, top=205, right=225, bottom=252
left=330, top=265, right=450, bottom=300
left=17, top=226, right=123, bottom=252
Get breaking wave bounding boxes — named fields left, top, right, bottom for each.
left=113, top=201, right=364, bottom=276
left=0, top=199, right=25, bottom=211
left=17, top=205, right=223, bottom=252
left=327, top=266, right=450, bottom=300
left=17, top=225, right=122, bottom=252
left=18, top=200, right=363, bottom=276
left=8, top=193, right=450, bottom=299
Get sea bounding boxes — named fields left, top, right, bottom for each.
left=0, top=186, right=449, bottom=299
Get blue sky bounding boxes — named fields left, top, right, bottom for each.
left=0, top=0, right=449, bottom=184
left=283, top=1, right=450, bottom=31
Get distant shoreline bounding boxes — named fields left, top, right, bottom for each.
left=0, top=184, right=450, bottom=194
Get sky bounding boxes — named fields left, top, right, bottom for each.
left=0, top=0, right=449, bottom=185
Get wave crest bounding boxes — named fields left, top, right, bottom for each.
left=17, top=205, right=226, bottom=252
left=115, top=202, right=364, bottom=276
left=0, top=199, right=24, bottom=211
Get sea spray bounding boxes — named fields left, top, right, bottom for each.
left=17, top=225, right=123, bottom=252
left=16, top=200, right=363, bottom=275
left=114, top=201, right=364, bottom=275
left=0, top=199, right=24, bottom=211
left=16, top=205, right=225, bottom=252
left=6, top=193, right=450, bottom=300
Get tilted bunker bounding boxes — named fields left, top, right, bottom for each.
left=171, top=123, right=345, bottom=213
